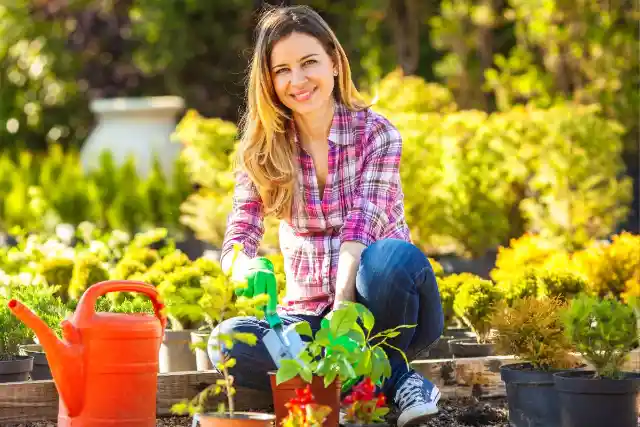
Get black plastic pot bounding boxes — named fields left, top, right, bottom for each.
left=554, top=370, right=640, bottom=427
left=448, top=338, right=494, bottom=357
left=22, top=344, right=52, bottom=380
left=501, top=362, right=571, bottom=427
left=0, top=355, right=34, bottom=383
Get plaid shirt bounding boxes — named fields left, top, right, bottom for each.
left=221, top=102, right=411, bottom=316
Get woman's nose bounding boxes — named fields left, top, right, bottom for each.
left=290, top=68, right=307, bottom=85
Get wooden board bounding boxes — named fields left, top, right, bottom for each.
left=0, top=371, right=272, bottom=424
left=411, top=355, right=515, bottom=398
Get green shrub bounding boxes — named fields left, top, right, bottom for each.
left=38, top=257, right=74, bottom=301
left=563, top=294, right=638, bottom=378
left=535, top=269, right=587, bottom=301
left=156, top=265, right=205, bottom=330
left=173, top=110, right=280, bottom=252
left=366, top=68, right=458, bottom=114
left=69, top=254, right=109, bottom=300
left=388, top=104, right=631, bottom=257
left=437, top=273, right=473, bottom=329
left=4, top=280, right=69, bottom=340
left=452, top=275, right=502, bottom=343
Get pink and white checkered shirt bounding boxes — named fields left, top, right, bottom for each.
left=221, top=102, right=411, bottom=316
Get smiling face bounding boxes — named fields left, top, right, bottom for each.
left=270, top=32, right=336, bottom=116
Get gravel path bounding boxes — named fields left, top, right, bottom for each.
left=13, top=397, right=509, bottom=427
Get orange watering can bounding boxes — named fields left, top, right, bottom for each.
left=9, top=280, right=167, bottom=427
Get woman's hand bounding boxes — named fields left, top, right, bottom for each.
left=333, top=241, right=366, bottom=310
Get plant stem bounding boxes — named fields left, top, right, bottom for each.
left=218, top=347, right=234, bottom=416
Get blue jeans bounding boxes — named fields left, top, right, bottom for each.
left=208, top=238, right=444, bottom=401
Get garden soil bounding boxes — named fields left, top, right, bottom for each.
left=12, top=397, right=514, bottom=427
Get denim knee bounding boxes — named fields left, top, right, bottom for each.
left=360, top=238, right=433, bottom=292
left=208, top=316, right=259, bottom=364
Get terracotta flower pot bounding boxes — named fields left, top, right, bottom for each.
left=269, top=372, right=341, bottom=427
left=194, top=412, right=275, bottom=427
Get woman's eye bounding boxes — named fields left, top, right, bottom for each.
left=303, top=59, right=317, bottom=66
left=275, top=68, right=289, bottom=75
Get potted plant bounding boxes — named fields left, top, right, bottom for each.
left=341, top=377, right=390, bottom=427
left=155, top=253, right=205, bottom=373
left=492, top=296, right=582, bottom=427
left=553, top=294, right=639, bottom=427
left=427, top=273, right=476, bottom=359
left=450, top=275, right=502, bottom=357
left=9, top=281, right=70, bottom=380
left=0, top=288, right=33, bottom=383
left=171, top=249, right=272, bottom=425
left=188, top=257, right=226, bottom=371
left=281, top=385, right=333, bottom=427
left=272, top=301, right=413, bottom=427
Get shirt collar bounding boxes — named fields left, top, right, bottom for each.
left=290, top=100, right=356, bottom=146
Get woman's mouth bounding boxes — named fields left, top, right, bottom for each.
left=291, top=87, right=316, bottom=102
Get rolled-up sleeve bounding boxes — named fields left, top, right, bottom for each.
left=220, top=169, right=265, bottom=261
left=340, top=121, right=403, bottom=247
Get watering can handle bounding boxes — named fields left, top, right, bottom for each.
left=75, top=280, right=167, bottom=329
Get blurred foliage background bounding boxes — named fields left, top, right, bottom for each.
left=0, top=0, right=638, bottom=258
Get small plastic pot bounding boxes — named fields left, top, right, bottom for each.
left=448, top=338, right=494, bottom=358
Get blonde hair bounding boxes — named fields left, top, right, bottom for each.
left=238, top=5, right=368, bottom=219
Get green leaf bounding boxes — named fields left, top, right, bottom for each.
left=337, top=356, right=357, bottom=380
left=356, top=303, right=375, bottom=331
left=299, top=363, right=313, bottom=383
left=370, top=346, right=390, bottom=383
left=232, top=332, right=258, bottom=346
left=316, top=359, right=331, bottom=376
left=324, top=368, right=338, bottom=387
left=314, top=328, right=332, bottom=346
left=347, top=323, right=366, bottom=344
left=354, top=348, right=372, bottom=376
left=375, top=407, right=390, bottom=417
left=330, top=303, right=359, bottom=337
left=293, top=321, right=313, bottom=337
left=276, top=359, right=300, bottom=385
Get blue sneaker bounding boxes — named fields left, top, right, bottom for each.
left=394, top=372, right=440, bottom=427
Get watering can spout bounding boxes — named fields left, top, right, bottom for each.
left=8, top=299, right=85, bottom=417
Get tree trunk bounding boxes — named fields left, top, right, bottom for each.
left=388, top=0, right=421, bottom=75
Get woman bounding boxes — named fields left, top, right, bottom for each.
left=210, top=5, right=444, bottom=426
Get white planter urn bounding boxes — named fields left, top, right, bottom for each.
left=80, top=96, right=185, bottom=178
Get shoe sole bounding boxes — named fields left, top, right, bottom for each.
left=396, top=403, right=439, bottom=427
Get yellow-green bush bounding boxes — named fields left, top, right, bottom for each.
left=365, top=68, right=458, bottom=114
left=438, top=273, right=474, bottom=329
left=384, top=101, right=631, bottom=257
left=453, top=274, right=503, bottom=343
left=573, top=232, right=640, bottom=299
left=490, top=233, right=567, bottom=287
left=38, top=257, right=74, bottom=301
left=173, top=110, right=280, bottom=253
left=68, top=254, right=109, bottom=300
